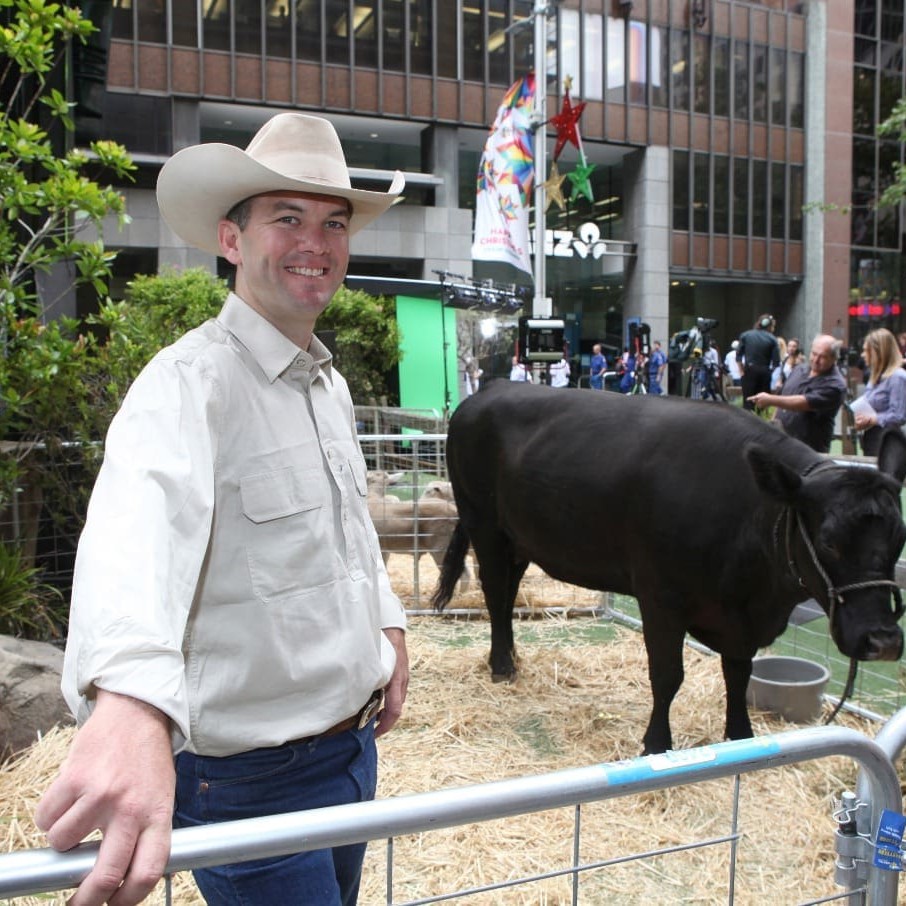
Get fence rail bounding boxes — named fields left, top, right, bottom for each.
left=0, top=726, right=900, bottom=904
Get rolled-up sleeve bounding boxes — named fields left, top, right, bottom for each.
left=877, top=371, right=906, bottom=429
left=62, top=353, right=218, bottom=753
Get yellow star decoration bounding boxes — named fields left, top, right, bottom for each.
left=542, top=162, right=567, bottom=212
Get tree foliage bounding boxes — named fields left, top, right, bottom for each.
left=0, top=0, right=135, bottom=316
left=876, top=96, right=906, bottom=210
left=316, top=286, right=402, bottom=403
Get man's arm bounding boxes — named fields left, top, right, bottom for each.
left=375, top=628, right=409, bottom=737
left=35, top=690, right=175, bottom=906
left=747, top=391, right=810, bottom=411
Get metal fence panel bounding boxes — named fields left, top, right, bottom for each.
left=0, top=727, right=900, bottom=904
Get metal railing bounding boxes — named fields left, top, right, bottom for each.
left=0, top=726, right=900, bottom=904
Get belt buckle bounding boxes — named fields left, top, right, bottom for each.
left=358, top=689, right=384, bottom=729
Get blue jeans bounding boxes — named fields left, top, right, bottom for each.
left=174, top=724, right=377, bottom=906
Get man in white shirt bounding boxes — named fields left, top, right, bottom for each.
left=549, top=352, right=570, bottom=387
left=35, top=114, right=409, bottom=906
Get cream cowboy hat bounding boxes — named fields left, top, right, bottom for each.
left=157, top=113, right=405, bottom=255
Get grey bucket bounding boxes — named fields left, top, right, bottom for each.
left=746, top=655, right=830, bottom=723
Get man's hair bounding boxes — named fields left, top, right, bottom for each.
left=225, top=195, right=354, bottom=231
left=225, top=197, right=253, bottom=230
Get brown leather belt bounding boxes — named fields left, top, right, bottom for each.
left=285, top=689, right=385, bottom=747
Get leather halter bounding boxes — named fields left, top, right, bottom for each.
left=772, top=459, right=904, bottom=723
left=775, top=460, right=904, bottom=629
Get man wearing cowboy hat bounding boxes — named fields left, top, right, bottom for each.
left=35, top=113, right=409, bottom=906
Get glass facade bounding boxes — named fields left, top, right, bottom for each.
left=849, top=0, right=904, bottom=344
left=103, top=0, right=817, bottom=348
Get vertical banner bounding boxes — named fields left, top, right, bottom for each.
left=472, top=74, right=536, bottom=276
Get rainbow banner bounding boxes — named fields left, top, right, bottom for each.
left=472, top=74, right=536, bottom=275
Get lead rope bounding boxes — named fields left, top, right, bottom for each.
left=784, top=507, right=903, bottom=724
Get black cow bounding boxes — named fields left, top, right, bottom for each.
left=432, top=381, right=906, bottom=754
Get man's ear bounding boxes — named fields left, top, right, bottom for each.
left=218, top=220, right=242, bottom=266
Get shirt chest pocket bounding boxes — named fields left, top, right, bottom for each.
left=239, top=466, right=337, bottom=600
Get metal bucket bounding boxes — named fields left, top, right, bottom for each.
left=746, top=655, right=830, bottom=723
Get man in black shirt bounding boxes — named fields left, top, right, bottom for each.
left=747, top=334, right=846, bottom=453
left=736, top=314, right=780, bottom=411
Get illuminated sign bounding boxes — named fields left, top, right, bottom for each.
left=848, top=302, right=902, bottom=317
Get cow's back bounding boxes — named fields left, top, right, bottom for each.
left=446, top=381, right=818, bottom=596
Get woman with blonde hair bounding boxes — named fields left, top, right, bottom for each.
left=854, top=327, right=906, bottom=455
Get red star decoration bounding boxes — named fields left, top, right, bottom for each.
left=550, top=93, right=586, bottom=161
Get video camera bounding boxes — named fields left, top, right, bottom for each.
left=669, top=317, right=719, bottom=362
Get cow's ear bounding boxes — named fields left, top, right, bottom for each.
left=877, top=429, right=906, bottom=485
left=745, top=443, right=802, bottom=503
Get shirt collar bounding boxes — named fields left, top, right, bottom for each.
left=217, top=293, right=334, bottom=384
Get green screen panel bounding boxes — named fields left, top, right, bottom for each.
left=396, top=295, right=459, bottom=414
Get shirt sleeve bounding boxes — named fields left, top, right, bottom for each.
left=803, top=375, right=846, bottom=413
left=61, top=353, right=218, bottom=753
left=878, top=371, right=906, bottom=429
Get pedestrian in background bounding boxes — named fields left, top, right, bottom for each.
left=854, top=327, right=906, bottom=455
left=737, top=314, right=780, bottom=411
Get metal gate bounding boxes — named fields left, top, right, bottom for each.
left=0, top=726, right=900, bottom=904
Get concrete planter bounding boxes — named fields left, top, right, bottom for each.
left=746, top=655, right=830, bottom=723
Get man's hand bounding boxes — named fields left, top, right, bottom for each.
left=748, top=392, right=774, bottom=409
left=35, top=690, right=175, bottom=906
left=376, top=628, right=409, bottom=738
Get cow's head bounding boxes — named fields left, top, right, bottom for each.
left=747, top=429, right=906, bottom=662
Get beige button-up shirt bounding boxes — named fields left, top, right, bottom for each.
left=62, top=293, right=405, bottom=757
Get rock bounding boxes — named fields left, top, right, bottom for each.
left=0, top=635, right=73, bottom=757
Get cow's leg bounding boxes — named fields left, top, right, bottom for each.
left=471, top=535, right=527, bottom=680
left=721, top=655, right=754, bottom=741
left=640, top=607, right=686, bottom=754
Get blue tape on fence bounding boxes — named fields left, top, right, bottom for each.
left=600, top=736, right=783, bottom=786
left=874, top=809, right=906, bottom=871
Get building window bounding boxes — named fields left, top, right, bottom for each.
left=463, top=3, right=484, bottom=81
left=855, top=0, right=876, bottom=36
left=877, top=139, right=900, bottom=248
left=436, top=2, right=457, bottom=77
left=607, top=15, right=626, bottom=103
left=771, top=162, right=785, bottom=239
left=650, top=25, right=669, bottom=107
left=487, top=0, right=510, bottom=84
left=713, top=155, right=729, bottom=233
left=693, top=152, right=709, bottom=232
left=203, top=0, right=231, bottom=51
left=733, top=42, right=748, bottom=119
left=671, top=29, right=690, bottom=111
left=694, top=33, right=710, bottom=115
left=112, top=0, right=133, bottom=40
left=752, top=43, right=768, bottom=123
left=673, top=150, right=690, bottom=231
left=733, top=158, right=749, bottom=235
left=713, top=37, right=730, bottom=117
left=788, top=51, right=804, bottom=128
left=770, top=48, right=786, bottom=125
left=789, top=165, right=804, bottom=241
left=297, top=0, right=322, bottom=60
left=408, top=0, right=433, bottom=75
left=628, top=20, right=648, bottom=104
left=235, top=0, right=262, bottom=55
left=581, top=12, right=604, bottom=101
left=752, top=159, right=768, bottom=237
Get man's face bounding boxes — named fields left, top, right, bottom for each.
left=219, top=191, right=351, bottom=337
left=809, top=341, right=835, bottom=375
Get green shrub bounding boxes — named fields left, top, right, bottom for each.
left=0, top=543, right=64, bottom=639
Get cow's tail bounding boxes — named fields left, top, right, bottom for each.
left=431, top=521, right=470, bottom=612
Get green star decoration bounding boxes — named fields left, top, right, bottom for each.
left=567, top=155, right=596, bottom=204
left=541, top=162, right=567, bottom=212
